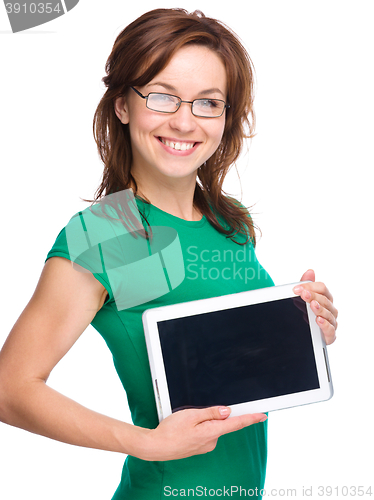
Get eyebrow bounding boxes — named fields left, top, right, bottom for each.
left=146, top=82, right=225, bottom=98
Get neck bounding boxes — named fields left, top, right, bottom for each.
left=138, top=188, right=202, bottom=221
left=132, top=170, right=202, bottom=221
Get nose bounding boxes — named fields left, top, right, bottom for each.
left=168, top=102, right=197, bottom=133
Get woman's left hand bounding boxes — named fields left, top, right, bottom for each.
left=293, top=269, right=338, bottom=345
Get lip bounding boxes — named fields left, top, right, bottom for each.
left=157, top=136, right=201, bottom=156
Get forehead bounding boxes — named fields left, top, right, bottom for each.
left=147, top=45, right=227, bottom=96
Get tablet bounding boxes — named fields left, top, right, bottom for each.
left=142, top=282, right=333, bottom=421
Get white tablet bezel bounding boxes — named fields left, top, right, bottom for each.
left=142, top=281, right=333, bottom=421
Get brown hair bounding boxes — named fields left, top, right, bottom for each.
left=92, top=8, right=258, bottom=245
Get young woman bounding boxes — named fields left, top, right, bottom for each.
left=0, top=8, right=337, bottom=499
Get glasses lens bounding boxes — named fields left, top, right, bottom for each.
left=147, top=93, right=180, bottom=113
left=192, top=99, right=225, bottom=117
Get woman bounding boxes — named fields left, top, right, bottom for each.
left=0, top=8, right=337, bottom=499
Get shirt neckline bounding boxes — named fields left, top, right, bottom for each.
left=136, top=198, right=207, bottom=228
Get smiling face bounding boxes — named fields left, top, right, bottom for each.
left=114, top=45, right=227, bottom=196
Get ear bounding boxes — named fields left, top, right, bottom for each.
left=114, top=96, right=130, bottom=124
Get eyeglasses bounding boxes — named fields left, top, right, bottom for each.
left=130, top=87, right=229, bottom=118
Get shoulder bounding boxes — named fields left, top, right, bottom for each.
left=46, top=204, right=121, bottom=304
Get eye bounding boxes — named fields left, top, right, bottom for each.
left=193, top=99, right=225, bottom=117
left=147, top=93, right=180, bottom=111
left=198, top=99, right=220, bottom=109
left=153, top=93, right=174, bottom=102
left=150, top=93, right=178, bottom=105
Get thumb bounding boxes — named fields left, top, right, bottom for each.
left=196, top=406, right=232, bottom=422
left=196, top=406, right=267, bottom=425
left=300, top=269, right=315, bottom=282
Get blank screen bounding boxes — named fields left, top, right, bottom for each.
left=157, top=296, right=320, bottom=412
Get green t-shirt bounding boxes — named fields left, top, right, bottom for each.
left=46, top=198, right=274, bottom=499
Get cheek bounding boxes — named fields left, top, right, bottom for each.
left=129, top=112, right=167, bottom=142
left=208, top=120, right=226, bottom=148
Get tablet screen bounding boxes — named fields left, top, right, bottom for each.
left=157, top=296, right=320, bottom=412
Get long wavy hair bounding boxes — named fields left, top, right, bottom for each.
left=91, top=8, right=258, bottom=245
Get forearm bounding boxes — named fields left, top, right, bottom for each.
left=0, top=380, right=268, bottom=462
left=0, top=380, right=150, bottom=457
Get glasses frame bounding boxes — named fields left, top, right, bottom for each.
left=130, top=86, right=230, bottom=118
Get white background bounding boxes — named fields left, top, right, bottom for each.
left=0, top=1, right=373, bottom=498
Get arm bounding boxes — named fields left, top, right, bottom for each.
left=0, top=257, right=266, bottom=461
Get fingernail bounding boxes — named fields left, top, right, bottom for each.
left=259, top=415, right=268, bottom=422
left=293, top=286, right=303, bottom=294
left=317, top=317, right=325, bottom=324
left=304, top=290, right=311, bottom=300
left=313, top=300, right=320, bottom=309
left=219, top=407, right=231, bottom=417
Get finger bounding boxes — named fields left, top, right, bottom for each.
left=293, top=284, right=338, bottom=321
left=310, top=299, right=338, bottom=329
left=193, top=407, right=267, bottom=436
left=316, top=316, right=337, bottom=345
left=212, top=413, right=268, bottom=437
left=192, top=406, right=232, bottom=423
left=300, top=269, right=315, bottom=283
left=294, top=282, right=334, bottom=303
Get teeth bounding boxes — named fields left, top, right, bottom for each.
left=160, top=138, right=195, bottom=151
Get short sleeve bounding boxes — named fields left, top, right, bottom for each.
left=46, top=193, right=174, bottom=312
left=45, top=225, right=115, bottom=303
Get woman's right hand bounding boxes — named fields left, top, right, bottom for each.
left=0, top=255, right=266, bottom=463
left=135, top=406, right=267, bottom=461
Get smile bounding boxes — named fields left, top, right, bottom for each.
left=159, top=137, right=196, bottom=151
